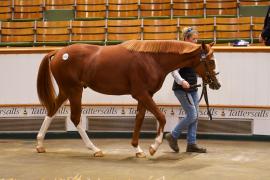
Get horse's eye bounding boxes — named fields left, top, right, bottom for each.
left=208, top=60, right=215, bottom=68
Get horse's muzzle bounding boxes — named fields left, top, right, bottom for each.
left=209, top=81, right=221, bottom=90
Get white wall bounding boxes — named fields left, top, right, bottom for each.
left=0, top=52, right=270, bottom=106
left=0, top=54, right=44, bottom=104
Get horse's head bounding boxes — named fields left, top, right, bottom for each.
left=194, top=42, right=221, bottom=90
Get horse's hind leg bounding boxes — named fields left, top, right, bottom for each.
left=132, top=101, right=147, bottom=158
left=36, top=92, right=67, bottom=153
left=68, top=87, right=103, bottom=157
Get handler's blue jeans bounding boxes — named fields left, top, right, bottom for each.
left=171, top=89, right=199, bottom=145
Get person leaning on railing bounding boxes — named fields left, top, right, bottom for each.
left=259, top=6, right=270, bottom=46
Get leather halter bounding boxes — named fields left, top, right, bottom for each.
left=184, top=50, right=218, bottom=120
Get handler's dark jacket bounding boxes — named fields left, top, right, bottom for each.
left=172, top=68, right=198, bottom=92
left=262, top=6, right=270, bottom=46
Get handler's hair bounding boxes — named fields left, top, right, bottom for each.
left=182, top=27, right=198, bottom=41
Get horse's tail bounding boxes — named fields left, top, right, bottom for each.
left=37, top=50, right=57, bottom=116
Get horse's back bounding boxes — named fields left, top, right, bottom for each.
left=84, top=44, right=136, bottom=95
left=50, top=43, right=134, bottom=95
left=61, top=43, right=101, bottom=59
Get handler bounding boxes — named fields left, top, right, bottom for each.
left=165, top=27, right=207, bottom=153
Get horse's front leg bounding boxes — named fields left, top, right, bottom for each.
left=131, top=101, right=146, bottom=158
left=136, top=93, right=166, bottom=156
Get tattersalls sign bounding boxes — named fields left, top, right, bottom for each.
left=0, top=105, right=269, bottom=135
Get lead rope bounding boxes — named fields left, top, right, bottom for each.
left=185, top=82, right=213, bottom=120
left=204, top=83, right=212, bottom=120
left=186, top=82, right=212, bottom=120
left=199, top=82, right=212, bottom=120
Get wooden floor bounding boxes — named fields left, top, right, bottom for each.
left=0, top=139, right=270, bottom=180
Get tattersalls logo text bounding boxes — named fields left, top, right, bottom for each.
left=0, top=108, right=19, bottom=115
left=228, top=109, right=268, bottom=118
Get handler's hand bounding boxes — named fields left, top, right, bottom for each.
left=182, top=80, right=190, bottom=89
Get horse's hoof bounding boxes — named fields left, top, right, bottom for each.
left=136, top=152, right=146, bottom=158
left=93, top=151, right=104, bottom=157
left=36, top=146, right=46, bottom=153
left=149, top=146, right=156, bottom=156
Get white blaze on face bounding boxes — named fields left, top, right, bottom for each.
left=62, top=53, right=69, bottom=61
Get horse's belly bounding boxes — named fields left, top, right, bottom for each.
left=87, top=76, right=130, bottom=95
left=88, top=84, right=130, bottom=95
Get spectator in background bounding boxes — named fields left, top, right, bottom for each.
left=259, top=6, right=270, bottom=46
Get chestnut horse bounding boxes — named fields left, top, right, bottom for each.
left=36, top=40, right=221, bottom=158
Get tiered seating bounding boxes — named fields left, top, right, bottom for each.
left=143, top=19, right=178, bottom=40
left=179, top=18, right=215, bottom=42
left=216, top=17, right=251, bottom=43
left=44, top=0, right=75, bottom=21
left=45, top=0, right=75, bottom=10
left=71, top=20, right=105, bottom=45
left=108, top=0, right=139, bottom=19
left=107, top=19, right=141, bottom=44
left=140, top=0, right=171, bottom=18
left=252, top=17, right=264, bottom=42
left=75, top=0, right=107, bottom=19
left=239, top=0, right=269, bottom=17
left=0, top=0, right=269, bottom=21
left=0, top=0, right=268, bottom=46
left=0, top=0, right=11, bottom=21
left=0, top=21, right=35, bottom=46
left=173, top=0, right=204, bottom=17
left=13, top=0, right=43, bottom=20
left=36, top=21, right=70, bottom=45
left=239, top=0, right=270, bottom=6
left=0, top=16, right=267, bottom=46
left=206, top=0, right=238, bottom=17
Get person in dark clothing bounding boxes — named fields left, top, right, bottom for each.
left=259, top=6, right=270, bottom=46
left=165, top=27, right=207, bottom=153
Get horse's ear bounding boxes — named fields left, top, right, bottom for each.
left=209, top=42, right=215, bottom=47
left=201, top=41, right=206, bottom=50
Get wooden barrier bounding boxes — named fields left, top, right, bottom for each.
left=0, top=45, right=270, bottom=135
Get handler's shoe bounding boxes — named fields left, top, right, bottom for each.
left=165, top=133, right=179, bottom=153
left=186, top=144, right=207, bottom=153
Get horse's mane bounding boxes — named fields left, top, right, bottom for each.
left=120, top=40, right=201, bottom=55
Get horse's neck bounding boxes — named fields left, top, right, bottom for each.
left=156, top=52, right=200, bottom=74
